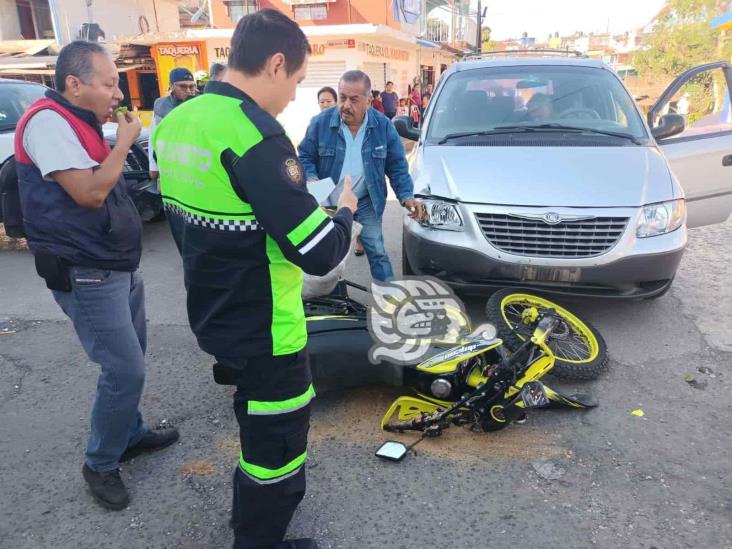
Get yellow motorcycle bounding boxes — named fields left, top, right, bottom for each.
left=376, top=291, right=606, bottom=461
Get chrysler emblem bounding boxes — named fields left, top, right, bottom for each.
left=510, top=212, right=596, bottom=224
left=543, top=212, right=562, bottom=224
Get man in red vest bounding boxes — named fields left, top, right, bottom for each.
left=15, top=41, right=179, bottom=511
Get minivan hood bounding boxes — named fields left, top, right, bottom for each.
left=417, top=145, right=672, bottom=207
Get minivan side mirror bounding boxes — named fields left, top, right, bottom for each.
left=651, top=113, right=685, bottom=141
left=393, top=115, right=420, bottom=141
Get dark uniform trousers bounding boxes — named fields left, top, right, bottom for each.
left=215, top=349, right=312, bottom=549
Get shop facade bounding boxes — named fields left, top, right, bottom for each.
left=292, top=26, right=455, bottom=139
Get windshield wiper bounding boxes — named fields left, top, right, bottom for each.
left=437, top=127, right=539, bottom=144
left=494, top=123, right=643, bottom=145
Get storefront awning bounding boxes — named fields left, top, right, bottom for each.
left=0, top=39, right=56, bottom=56
left=417, top=38, right=441, bottom=49
left=0, top=68, right=54, bottom=75
left=302, top=24, right=417, bottom=46
left=0, top=63, right=149, bottom=76
left=0, top=55, right=57, bottom=71
left=117, top=64, right=149, bottom=72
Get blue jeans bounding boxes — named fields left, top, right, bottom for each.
left=53, top=267, right=147, bottom=472
left=355, top=197, right=394, bottom=282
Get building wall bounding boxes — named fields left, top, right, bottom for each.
left=278, top=28, right=434, bottom=143
left=53, top=0, right=180, bottom=43
left=210, top=0, right=411, bottom=31
left=199, top=1, right=451, bottom=143
left=0, top=0, right=22, bottom=41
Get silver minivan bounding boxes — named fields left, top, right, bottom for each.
left=396, top=55, right=732, bottom=298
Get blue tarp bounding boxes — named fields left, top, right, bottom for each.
left=710, top=11, right=732, bottom=30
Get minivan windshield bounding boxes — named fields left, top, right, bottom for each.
left=0, top=82, right=46, bottom=132
left=427, top=65, right=648, bottom=143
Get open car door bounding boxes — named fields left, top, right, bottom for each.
left=649, top=61, right=732, bottom=228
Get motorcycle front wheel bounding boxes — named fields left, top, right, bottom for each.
left=485, top=289, right=608, bottom=381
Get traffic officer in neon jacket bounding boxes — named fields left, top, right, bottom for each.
left=153, top=9, right=356, bottom=549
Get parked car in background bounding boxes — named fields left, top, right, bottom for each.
left=395, top=54, right=732, bottom=298
left=0, top=78, right=161, bottom=230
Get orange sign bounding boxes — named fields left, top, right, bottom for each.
left=152, top=41, right=208, bottom=95
left=326, top=39, right=356, bottom=48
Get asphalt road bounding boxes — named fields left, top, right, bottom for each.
left=1, top=204, right=730, bottom=549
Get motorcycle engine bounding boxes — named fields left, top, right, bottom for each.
left=430, top=378, right=453, bottom=399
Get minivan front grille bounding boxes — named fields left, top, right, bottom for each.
left=124, top=144, right=147, bottom=173
left=475, top=213, right=628, bottom=258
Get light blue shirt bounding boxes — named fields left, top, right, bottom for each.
left=338, top=117, right=369, bottom=199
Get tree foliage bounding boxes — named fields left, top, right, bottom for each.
left=633, top=0, right=732, bottom=78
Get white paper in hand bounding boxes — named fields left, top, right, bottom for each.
left=307, top=177, right=336, bottom=205
left=323, top=175, right=365, bottom=208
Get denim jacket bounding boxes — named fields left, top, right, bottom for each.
left=297, top=107, right=413, bottom=218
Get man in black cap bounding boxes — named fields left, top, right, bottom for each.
left=148, top=67, right=197, bottom=181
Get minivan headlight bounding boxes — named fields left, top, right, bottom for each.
left=636, top=199, right=685, bottom=238
left=419, top=200, right=464, bottom=231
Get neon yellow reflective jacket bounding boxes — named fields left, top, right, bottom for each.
left=153, top=82, right=353, bottom=357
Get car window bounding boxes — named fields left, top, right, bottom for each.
left=0, top=83, right=47, bottom=131
left=427, top=65, right=647, bottom=141
left=653, top=67, right=732, bottom=139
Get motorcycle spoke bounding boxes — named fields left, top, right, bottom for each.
left=499, top=293, right=599, bottom=365
left=550, top=333, right=591, bottom=361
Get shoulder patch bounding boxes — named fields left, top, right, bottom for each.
left=282, top=157, right=304, bottom=184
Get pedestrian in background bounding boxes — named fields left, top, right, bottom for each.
left=411, top=100, right=421, bottom=126
left=418, top=93, right=431, bottom=127
left=381, top=80, right=399, bottom=119
left=203, top=62, right=227, bottom=93
left=396, top=97, right=408, bottom=117
left=409, top=82, right=422, bottom=108
left=210, top=62, right=227, bottom=81
left=299, top=70, right=421, bottom=282
left=317, top=86, right=337, bottom=111
left=14, top=40, right=178, bottom=512
left=371, top=90, right=385, bottom=113
left=148, top=67, right=197, bottom=181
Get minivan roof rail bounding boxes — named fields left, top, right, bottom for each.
left=462, top=49, right=588, bottom=61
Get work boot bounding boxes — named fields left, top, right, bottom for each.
left=119, top=427, right=180, bottom=462
left=82, top=464, right=129, bottom=511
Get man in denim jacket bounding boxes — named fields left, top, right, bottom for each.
left=298, top=70, right=421, bottom=281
